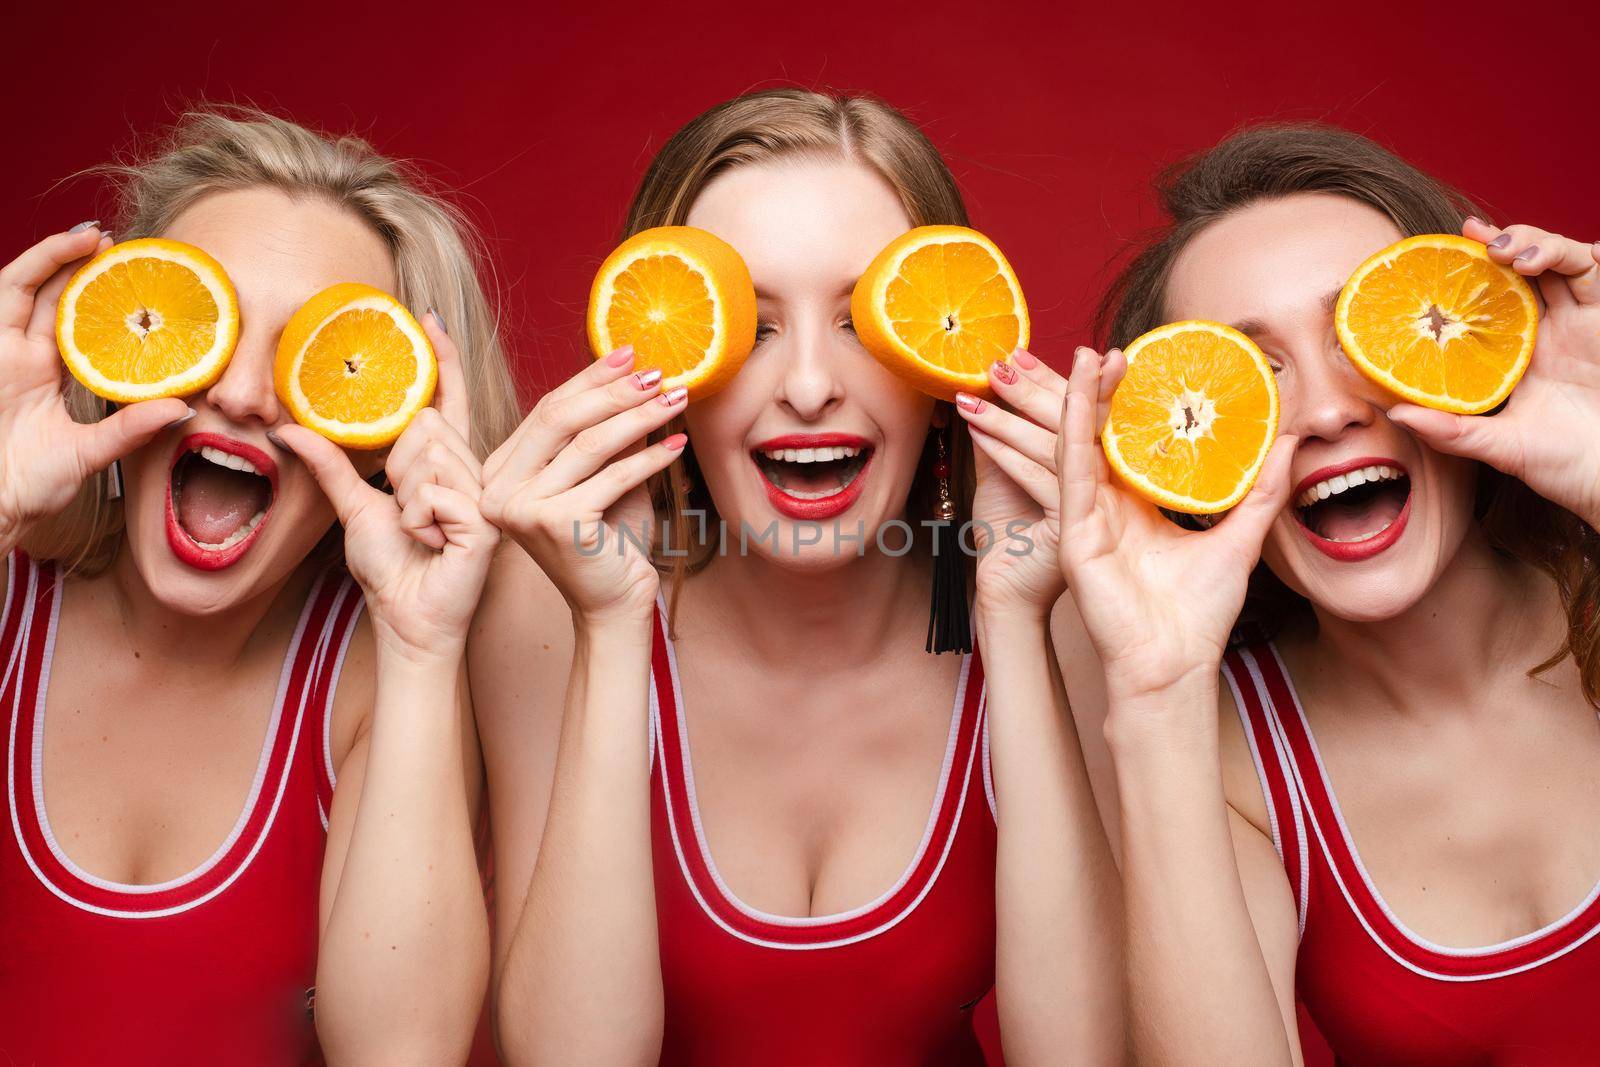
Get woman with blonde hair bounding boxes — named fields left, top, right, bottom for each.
left=473, top=88, right=1122, bottom=1064
left=0, top=109, right=518, bottom=1063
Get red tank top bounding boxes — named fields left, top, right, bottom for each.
left=1, top=551, right=364, bottom=1065
left=1223, top=643, right=1600, bottom=1066
left=648, top=607, right=999, bottom=1065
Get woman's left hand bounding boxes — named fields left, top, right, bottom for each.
left=957, top=348, right=1104, bottom=617
left=272, top=312, right=496, bottom=662
left=1388, top=220, right=1600, bottom=527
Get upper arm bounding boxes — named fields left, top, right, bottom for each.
left=466, top=540, right=576, bottom=979
left=1049, top=591, right=1118, bottom=852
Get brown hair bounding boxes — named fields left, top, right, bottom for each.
left=1097, top=122, right=1600, bottom=703
left=27, top=107, right=522, bottom=577
left=619, top=89, right=977, bottom=626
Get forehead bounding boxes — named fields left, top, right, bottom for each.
left=161, top=187, right=396, bottom=308
left=685, top=156, right=912, bottom=292
left=1166, top=192, right=1405, bottom=329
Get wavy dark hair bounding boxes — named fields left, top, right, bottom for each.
left=1096, top=122, right=1600, bottom=703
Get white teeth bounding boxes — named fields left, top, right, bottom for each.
left=760, top=445, right=864, bottom=463
left=1296, top=464, right=1405, bottom=508
left=196, top=445, right=261, bottom=476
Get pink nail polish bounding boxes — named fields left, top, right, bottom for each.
left=991, top=361, right=1018, bottom=385
left=955, top=392, right=985, bottom=414
left=606, top=346, right=635, bottom=368
left=1013, top=348, right=1039, bottom=370
left=634, top=368, right=662, bottom=390
left=660, top=386, right=688, bottom=406
left=664, top=433, right=688, bottom=451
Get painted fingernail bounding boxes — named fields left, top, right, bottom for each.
left=634, top=368, right=662, bottom=391
left=166, top=407, right=198, bottom=429
left=265, top=429, right=287, bottom=449
left=1012, top=348, right=1039, bottom=370
left=1514, top=245, right=1539, bottom=263
left=1488, top=234, right=1512, bottom=249
left=664, top=433, right=688, bottom=451
left=67, top=220, right=100, bottom=234
left=660, top=386, right=688, bottom=406
left=991, top=361, right=1018, bottom=385
left=955, top=392, right=985, bottom=414
left=428, top=308, right=447, bottom=334
left=605, top=345, right=635, bottom=368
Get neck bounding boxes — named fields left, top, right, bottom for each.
left=1303, top=529, right=1563, bottom=714
left=106, top=543, right=315, bottom=671
left=687, top=542, right=931, bottom=669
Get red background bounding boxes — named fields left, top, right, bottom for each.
left=4, top=3, right=1594, bottom=1063
left=6, top=0, right=1595, bottom=403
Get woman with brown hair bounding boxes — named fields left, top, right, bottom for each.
left=1056, top=123, right=1600, bottom=1064
left=0, top=110, right=519, bottom=1063
left=472, top=88, right=1121, bottom=1064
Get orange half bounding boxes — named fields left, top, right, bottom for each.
left=1103, top=321, right=1279, bottom=515
left=1336, top=234, right=1538, bottom=415
left=851, top=225, right=1029, bottom=401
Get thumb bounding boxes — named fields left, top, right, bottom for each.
left=76, top=399, right=195, bottom=474
left=1217, top=434, right=1298, bottom=552
left=1387, top=404, right=1514, bottom=473
left=268, top=424, right=382, bottom=528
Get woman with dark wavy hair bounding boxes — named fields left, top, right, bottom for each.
left=1058, top=123, right=1600, bottom=1065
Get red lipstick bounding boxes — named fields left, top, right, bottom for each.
left=165, top=433, right=279, bottom=571
left=1292, top=456, right=1410, bottom=563
left=751, top=433, right=873, bottom=522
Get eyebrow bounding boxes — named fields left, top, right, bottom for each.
left=1228, top=288, right=1343, bottom=338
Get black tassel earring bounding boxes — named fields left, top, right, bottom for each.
left=925, top=423, right=972, bottom=655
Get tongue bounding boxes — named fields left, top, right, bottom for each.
left=177, top=462, right=269, bottom=545
left=1315, top=485, right=1404, bottom=543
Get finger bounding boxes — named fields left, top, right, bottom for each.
left=485, top=360, right=663, bottom=486
left=1214, top=434, right=1298, bottom=552
left=1461, top=215, right=1502, bottom=246
left=529, top=386, right=687, bottom=496
left=393, top=437, right=481, bottom=511
left=989, top=357, right=1067, bottom=431
left=1484, top=225, right=1595, bottom=278
left=403, top=483, right=496, bottom=553
left=268, top=424, right=388, bottom=528
left=969, top=425, right=1058, bottom=512
left=1386, top=404, right=1516, bottom=475
left=422, top=310, right=474, bottom=444
left=386, top=408, right=480, bottom=497
left=74, top=398, right=195, bottom=475
left=1009, top=346, right=1070, bottom=395
left=956, top=391, right=1058, bottom=471
left=1569, top=242, right=1600, bottom=307
left=562, top=433, right=687, bottom=515
left=1059, top=348, right=1104, bottom=524
left=1096, top=347, right=1127, bottom=431
left=1538, top=270, right=1577, bottom=314
left=4, top=224, right=106, bottom=335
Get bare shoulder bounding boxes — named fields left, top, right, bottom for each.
left=468, top=539, right=576, bottom=743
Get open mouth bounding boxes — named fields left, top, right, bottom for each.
left=165, top=433, right=278, bottom=570
left=1292, top=459, right=1411, bottom=562
left=751, top=434, right=874, bottom=521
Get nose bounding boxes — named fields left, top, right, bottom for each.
left=775, top=317, right=845, bottom=422
left=202, top=325, right=283, bottom=427
left=1286, top=341, right=1380, bottom=443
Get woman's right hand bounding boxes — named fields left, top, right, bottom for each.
left=479, top=346, right=687, bottom=625
left=1056, top=345, right=1297, bottom=706
left=0, top=224, right=192, bottom=548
